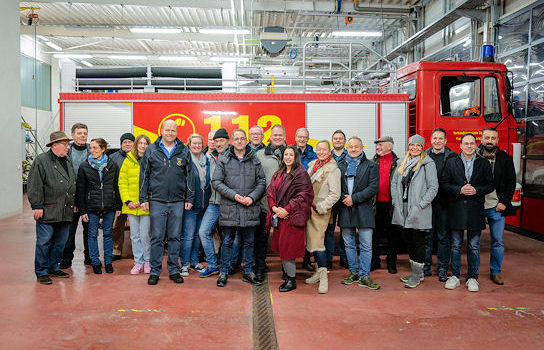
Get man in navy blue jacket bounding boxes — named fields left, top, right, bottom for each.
left=140, top=120, right=195, bottom=285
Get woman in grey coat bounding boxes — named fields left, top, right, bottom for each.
left=391, top=134, right=438, bottom=288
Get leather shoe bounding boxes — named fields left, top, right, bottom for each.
left=242, top=274, right=263, bottom=286
left=59, top=261, right=71, bottom=269
left=217, top=273, right=228, bottom=287
left=340, top=260, right=349, bottom=269
left=490, top=274, right=504, bottom=285
left=105, top=264, right=114, bottom=274
left=387, top=261, right=397, bottom=274
left=112, top=255, right=122, bottom=261
left=37, top=275, right=52, bottom=285
left=370, top=259, right=380, bottom=271
left=279, top=277, right=296, bottom=292
left=169, top=273, right=184, bottom=284
left=148, top=275, right=159, bottom=285
left=50, top=270, right=70, bottom=278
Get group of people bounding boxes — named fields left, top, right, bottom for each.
left=28, top=121, right=516, bottom=294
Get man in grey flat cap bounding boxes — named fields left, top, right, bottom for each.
left=28, top=131, right=77, bottom=285
left=371, top=136, right=400, bottom=274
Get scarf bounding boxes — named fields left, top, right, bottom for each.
left=401, top=156, right=420, bottom=200
left=88, top=153, right=108, bottom=180
left=264, top=143, right=286, bottom=159
left=479, top=146, right=496, bottom=174
left=345, top=153, right=363, bottom=177
left=191, top=153, right=207, bottom=191
left=312, top=155, right=332, bottom=174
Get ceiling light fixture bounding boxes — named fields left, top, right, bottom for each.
left=108, top=55, right=147, bottom=60
left=200, top=28, right=250, bottom=35
left=130, top=27, right=182, bottom=34
left=158, top=56, right=198, bottom=61
left=44, top=41, right=63, bottom=51
left=54, top=54, right=93, bottom=59
left=331, top=31, right=382, bottom=37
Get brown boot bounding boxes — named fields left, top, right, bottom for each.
left=318, top=267, right=328, bottom=294
left=490, top=274, right=504, bottom=285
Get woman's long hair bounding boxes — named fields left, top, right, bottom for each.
left=130, top=134, right=151, bottom=160
left=397, top=151, right=427, bottom=175
left=274, top=145, right=302, bottom=178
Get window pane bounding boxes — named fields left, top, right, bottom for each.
left=528, top=82, right=544, bottom=121
left=524, top=159, right=544, bottom=197
left=529, top=42, right=544, bottom=80
left=483, top=77, right=501, bottom=122
left=532, top=3, right=544, bottom=42
left=513, top=84, right=528, bottom=121
left=501, top=50, right=528, bottom=85
left=441, top=76, right=481, bottom=117
left=399, top=79, right=416, bottom=100
left=498, top=11, right=530, bottom=53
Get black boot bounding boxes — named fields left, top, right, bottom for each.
left=386, top=258, right=397, bottom=274
left=302, top=251, right=315, bottom=271
left=279, top=277, right=296, bottom=292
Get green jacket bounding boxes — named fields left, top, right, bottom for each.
left=118, top=152, right=149, bottom=216
left=27, top=150, right=76, bottom=223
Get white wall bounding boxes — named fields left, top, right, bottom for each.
left=0, top=1, right=22, bottom=219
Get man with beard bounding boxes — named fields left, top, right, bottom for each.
left=254, top=124, right=287, bottom=281
left=477, top=127, right=516, bottom=285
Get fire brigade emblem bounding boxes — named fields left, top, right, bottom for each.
left=176, top=158, right=182, bottom=166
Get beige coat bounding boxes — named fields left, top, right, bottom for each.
left=305, top=159, right=341, bottom=252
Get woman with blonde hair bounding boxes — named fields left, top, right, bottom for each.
left=305, top=140, right=341, bottom=294
left=391, top=134, right=438, bottom=288
left=119, top=134, right=152, bottom=274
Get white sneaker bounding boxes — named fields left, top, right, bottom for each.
left=190, top=263, right=206, bottom=273
left=466, top=278, right=479, bottom=292
left=181, top=265, right=189, bottom=277
left=445, top=276, right=460, bottom=290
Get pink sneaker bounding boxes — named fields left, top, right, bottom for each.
left=143, top=262, right=151, bottom=274
left=130, top=264, right=143, bottom=275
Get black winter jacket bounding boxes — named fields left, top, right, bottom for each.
left=337, top=153, right=380, bottom=229
left=76, top=158, right=122, bottom=214
left=139, top=137, right=195, bottom=204
left=425, top=146, right=457, bottom=205
left=440, top=154, right=494, bottom=230
left=477, top=144, right=517, bottom=216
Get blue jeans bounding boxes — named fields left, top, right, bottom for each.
left=424, top=202, right=450, bottom=273
left=324, top=209, right=347, bottom=264
left=88, top=211, right=115, bottom=266
left=198, top=204, right=220, bottom=269
left=128, top=215, right=151, bottom=265
left=149, top=201, right=184, bottom=276
left=35, top=221, right=70, bottom=277
left=220, top=226, right=255, bottom=275
left=180, top=208, right=204, bottom=266
left=451, top=229, right=481, bottom=280
left=486, top=207, right=506, bottom=275
left=341, top=227, right=373, bottom=278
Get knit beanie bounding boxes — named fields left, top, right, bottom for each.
left=120, top=133, right=135, bottom=143
left=408, top=134, right=425, bottom=147
left=213, top=128, right=230, bottom=140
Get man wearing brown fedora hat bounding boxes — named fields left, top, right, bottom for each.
left=28, top=131, right=77, bottom=284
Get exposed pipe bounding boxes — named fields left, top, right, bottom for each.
left=353, top=0, right=412, bottom=14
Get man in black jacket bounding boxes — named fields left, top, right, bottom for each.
left=424, top=128, right=457, bottom=281
left=478, top=127, right=516, bottom=285
left=28, top=131, right=76, bottom=284
left=213, top=129, right=266, bottom=288
left=140, top=120, right=195, bottom=285
left=441, top=133, right=494, bottom=292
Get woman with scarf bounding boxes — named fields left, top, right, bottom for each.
left=76, top=138, right=122, bottom=274
left=305, top=140, right=341, bottom=294
left=180, top=134, right=210, bottom=276
left=391, top=134, right=438, bottom=288
left=118, top=134, right=151, bottom=274
left=266, top=146, right=314, bottom=292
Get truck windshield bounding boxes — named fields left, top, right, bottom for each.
left=440, top=76, right=481, bottom=117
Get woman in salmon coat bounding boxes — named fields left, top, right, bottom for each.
left=305, top=140, right=341, bottom=294
left=267, top=145, right=314, bottom=293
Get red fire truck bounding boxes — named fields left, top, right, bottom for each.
left=59, top=60, right=540, bottom=237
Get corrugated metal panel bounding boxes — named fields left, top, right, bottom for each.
left=63, top=102, right=132, bottom=149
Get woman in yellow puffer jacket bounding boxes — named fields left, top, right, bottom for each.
left=118, top=134, right=151, bottom=275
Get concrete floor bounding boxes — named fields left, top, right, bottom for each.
left=1, top=200, right=543, bottom=349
